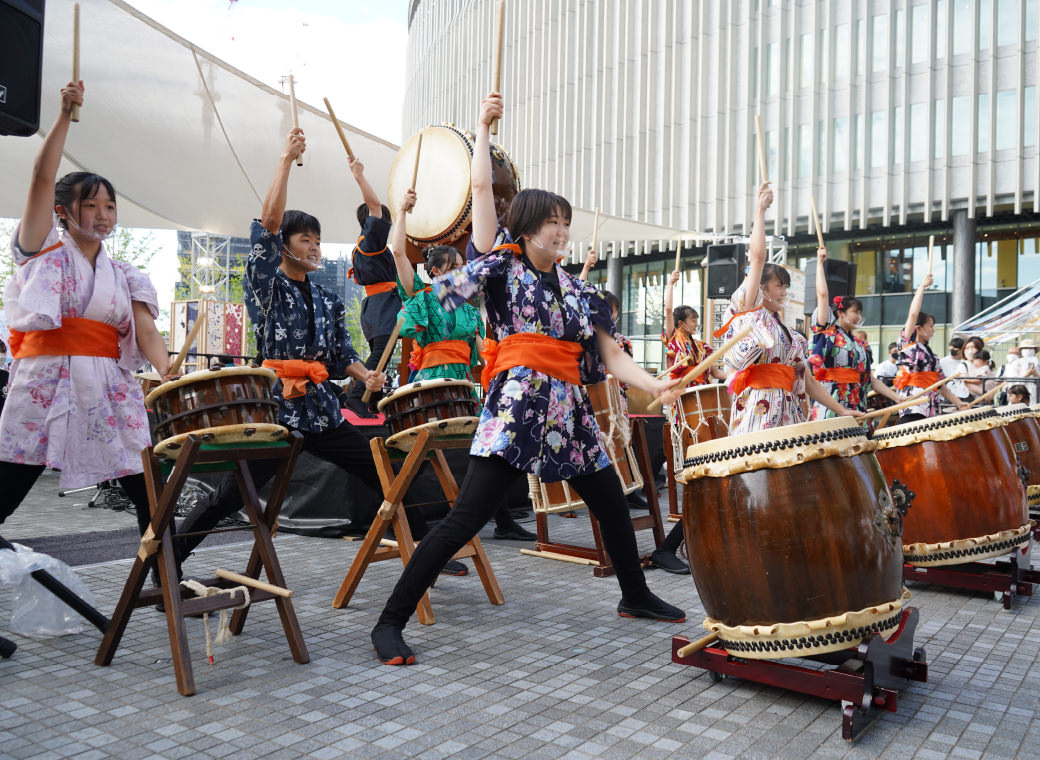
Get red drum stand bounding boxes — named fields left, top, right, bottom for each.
left=672, top=607, right=928, bottom=741
left=903, top=539, right=1040, bottom=609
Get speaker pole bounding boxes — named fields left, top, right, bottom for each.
left=71, top=3, right=80, bottom=123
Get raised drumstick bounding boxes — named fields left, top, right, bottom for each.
left=810, top=196, right=824, bottom=248
left=168, top=313, right=207, bottom=376
left=323, top=97, right=355, bottom=160
left=71, top=3, right=80, bottom=123
left=288, top=74, right=303, bottom=167
left=490, top=0, right=506, bottom=135
left=362, top=316, right=405, bottom=403
left=647, top=325, right=754, bottom=413
left=926, top=234, right=935, bottom=274
left=409, top=133, right=423, bottom=214
left=755, top=114, right=768, bottom=183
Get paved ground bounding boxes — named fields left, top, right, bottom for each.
left=2, top=470, right=1039, bottom=759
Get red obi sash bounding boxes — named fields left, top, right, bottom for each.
left=9, top=317, right=119, bottom=360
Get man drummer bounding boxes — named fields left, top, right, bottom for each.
left=342, top=156, right=401, bottom=418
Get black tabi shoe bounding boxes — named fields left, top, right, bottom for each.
left=344, top=398, right=377, bottom=419
left=492, top=524, right=537, bottom=541
left=440, top=559, right=468, bottom=576
left=648, top=549, right=691, bottom=575
left=617, top=594, right=686, bottom=623
left=371, top=623, right=416, bottom=666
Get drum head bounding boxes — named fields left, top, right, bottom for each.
left=872, top=407, right=1001, bottom=449
left=153, top=423, right=288, bottom=461
left=377, top=377, right=475, bottom=411
left=996, top=403, right=1032, bottom=421
left=144, top=366, right=276, bottom=407
left=388, top=126, right=472, bottom=244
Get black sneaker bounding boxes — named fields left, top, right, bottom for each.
left=440, top=559, right=468, bottom=576
left=626, top=491, right=650, bottom=510
left=617, top=594, right=686, bottom=623
left=344, top=398, right=377, bottom=419
left=648, top=549, right=690, bottom=575
left=492, top=525, right=537, bottom=541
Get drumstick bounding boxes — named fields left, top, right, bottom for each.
left=674, top=241, right=681, bottom=272
left=655, top=355, right=693, bottom=380
left=755, top=114, right=768, bottom=183
left=647, top=325, right=754, bottom=413
left=967, top=381, right=1007, bottom=407
left=408, top=133, right=423, bottom=215
left=490, top=0, right=506, bottom=135
left=288, top=74, right=303, bottom=167
left=676, top=633, right=718, bottom=659
left=926, top=234, right=935, bottom=274
left=168, top=313, right=207, bottom=376
left=810, top=196, right=824, bottom=248
left=858, top=372, right=963, bottom=421
left=361, top=315, right=405, bottom=403
left=592, top=206, right=600, bottom=258
left=323, top=97, right=355, bottom=160
left=214, top=569, right=293, bottom=598
left=71, top=3, right=80, bottom=123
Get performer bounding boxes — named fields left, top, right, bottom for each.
left=371, top=92, right=686, bottom=666
left=0, top=82, right=172, bottom=541
left=808, top=246, right=900, bottom=418
left=662, top=270, right=726, bottom=383
left=894, top=273, right=969, bottom=422
left=390, top=188, right=534, bottom=541
left=342, top=157, right=401, bottom=418
left=719, top=183, right=858, bottom=434
left=578, top=246, right=597, bottom=281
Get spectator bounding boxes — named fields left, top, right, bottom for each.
left=964, top=349, right=995, bottom=399
left=939, top=337, right=970, bottom=401
left=1007, top=384, right=1030, bottom=405
left=875, top=342, right=899, bottom=381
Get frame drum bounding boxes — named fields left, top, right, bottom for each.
left=668, top=383, right=729, bottom=471
left=377, top=378, right=480, bottom=451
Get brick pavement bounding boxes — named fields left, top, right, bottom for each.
left=2, top=472, right=1039, bottom=759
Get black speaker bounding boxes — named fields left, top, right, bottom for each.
left=704, top=243, right=746, bottom=299
left=0, top=0, right=45, bottom=137
left=804, top=259, right=858, bottom=314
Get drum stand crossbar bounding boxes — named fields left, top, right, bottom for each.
left=524, top=418, right=666, bottom=577
left=672, top=607, right=928, bottom=741
left=332, top=428, right=503, bottom=624
left=903, top=544, right=1040, bottom=609
left=95, top=433, right=308, bottom=696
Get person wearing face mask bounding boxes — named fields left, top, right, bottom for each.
left=939, top=337, right=971, bottom=401
left=894, top=273, right=970, bottom=421
left=0, top=83, right=173, bottom=545
left=370, top=91, right=688, bottom=666
left=717, top=184, right=861, bottom=434
left=875, top=343, right=900, bottom=381
left=662, top=271, right=727, bottom=384
left=964, top=349, right=996, bottom=399
left=808, top=248, right=901, bottom=419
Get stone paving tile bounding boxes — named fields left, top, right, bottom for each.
left=3, top=473, right=1040, bottom=758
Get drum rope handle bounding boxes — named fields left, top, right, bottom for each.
left=179, top=579, right=251, bottom=664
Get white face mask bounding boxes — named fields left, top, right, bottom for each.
left=528, top=235, right=567, bottom=259
left=1022, top=348, right=1037, bottom=358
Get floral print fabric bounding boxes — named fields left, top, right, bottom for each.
left=895, top=327, right=945, bottom=418
left=0, top=223, right=157, bottom=488
left=808, top=307, right=872, bottom=418
left=433, top=246, right=615, bottom=482
left=398, top=273, right=484, bottom=386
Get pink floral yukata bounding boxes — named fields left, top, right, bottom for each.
left=0, top=224, right=157, bottom=488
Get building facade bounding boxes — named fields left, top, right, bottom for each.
left=405, top=0, right=1040, bottom=368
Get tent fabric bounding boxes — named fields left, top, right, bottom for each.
left=0, top=0, right=695, bottom=250
left=953, top=278, right=1040, bottom=342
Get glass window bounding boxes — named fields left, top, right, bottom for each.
left=1021, top=236, right=1040, bottom=285
left=998, top=0, right=1017, bottom=46
left=883, top=250, right=913, bottom=293
left=1025, top=86, right=1036, bottom=147
left=799, top=32, right=812, bottom=89
left=751, top=47, right=758, bottom=98
left=912, top=4, right=930, bottom=63
left=853, top=248, right=878, bottom=294
left=978, top=93, right=991, bottom=152
left=895, top=9, right=904, bottom=66
left=910, top=103, right=928, bottom=161
left=798, top=124, right=811, bottom=178
left=978, top=241, right=998, bottom=296
left=894, top=105, right=904, bottom=164
left=979, top=0, right=992, bottom=50
left=833, top=116, right=848, bottom=172
left=951, top=95, right=970, bottom=156
left=953, top=0, right=972, bottom=55
left=767, top=42, right=779, bottom=95
left=817, top=120, right=827, bottom=176
left=871, top=110, right=886, bottom=167
left=855, top=114, right=864, bottom=170
left=997, top=239, right=1019, bottom=289
left=872, top=14, right=888, bottom=72
left=783, top=126, right=790, bottom=180
left=1029, top=0, right=1037, bottom=42
left=996, top=89, right=1016, bottom=150
left=856, top=19, right=866, bottom=76
left=833, top=24, right=849, bottom=81
left=934, top=98, right=946, bottom=158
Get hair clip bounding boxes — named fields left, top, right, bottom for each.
left=833, top=295, right=844, bottom=309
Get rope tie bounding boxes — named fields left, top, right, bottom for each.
left=179, top=579, right=251, bottom=664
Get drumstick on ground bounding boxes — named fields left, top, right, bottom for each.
left=647, top=325, right=754, bottom=413
left=810, top=196, right=824, bottom=248
left=967, top=381, right=1007, bottom=407
left=168, top=314, right=208, bottom=376
left=858, top=372, right=963, bottom=421
left=323, top=97, right=355, bottom=160
left=288, top=74, right=303, bottom=167
left=362, top=315, right=405, bottom=403
left=755, top=114, right=768, bottom=183
left=408, top=133, right=423, bottom=213
left=490, top=0, right=506, bottom=135
left=676, top=633, right=718, bottom=659
left=71, top=3, right=80, bottom=122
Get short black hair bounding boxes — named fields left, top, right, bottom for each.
left=887, top=342, right=898, bottom=351
left=949, top=337, right=965, bottom=350
left=280, top=209, right=321, bottom=241
left=507, top=189, right=572, bottom=251
left=422, top=245, right=463, bottom=273
left=760, top=263, right=791, bottom=288
left=602, top=290, right=621, bottom=316
left=1008, top=384, right=1030, bottom=398
left=916, top=312, right=935, bottom=328
left=673, top=305, right=698, bottom=324
left=54, top=172, right=117, bottom=229
left=357, top=203, right=392, bottom=226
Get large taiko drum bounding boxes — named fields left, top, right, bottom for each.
left=377, top=378, right=480, bottom=451
left=387, top=125, right=521, bottom=247
left=145, top=367, right=287, bottom=461
left=995, top=404, right=1040, bottom=485
left=529, top=376, right=644, bottom=513
left=872, top=408, right=1031, bottom=567
left=676, top=417, right=907, bottom=659
left=668, top=383, right=729, bottom=471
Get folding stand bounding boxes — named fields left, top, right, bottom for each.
left=95, top=432, right=306, bottom=696
left=332, top=428, right=503, bottom=624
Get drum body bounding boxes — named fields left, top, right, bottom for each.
left=669, top=384, right=729, bottom=471
left=387, top=125, right=521, bottom=247
left=144, top=367, right=286, bottom=460
left=873, top=408, right=1030, bottom=566
left=677, top=418, right=905, bottom=659
left=377, top=378, right=479, bottom=451
left=135, top=372, right=163, bottom=404
left=530, top=377, right=644, bottom=513
left=996, top=404, right=1040, bottom=486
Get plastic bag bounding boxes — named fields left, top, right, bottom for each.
left=0, top=542, right=96, bottom=637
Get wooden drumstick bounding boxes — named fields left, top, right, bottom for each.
left=408, top=133, right=423, bottom=214
left=967, top=381, right=1007, bottom=407
left=755, top=114, right=768, bottom=183
left=490, top=0, right=506, bottom=135
left=168, top=313, right=207, bottom=376
left=215, top=569, right=292, bottom=598
left=676, top=633, right=718, bottom=659
left=927, top=234, right=935, bottom=274
left=674, top=240, right=681, bottom=272
left=858, top=372, right=963, bottom=420
left=810, top=196, right=824, bottom=249
left=655, top=355, right=693, bottom=380
left=647, top=325, right=754, bottom=413
left=71, top=3, right=80, bottom=123
left=591, top=206, right=600, bottom=258
left=288, top=74, right=303, bottom=167
left=323, top=97, right=355, bottom=160
left=362, top=315, right=405, bottom=403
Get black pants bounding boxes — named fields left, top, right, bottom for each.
left=346, top=333, right=391, bottom=403
left=177, top=421, right=429, bottom=556
left=0, top=462, right=154, bottom=537
left=377, top=455, right=652, bottom=630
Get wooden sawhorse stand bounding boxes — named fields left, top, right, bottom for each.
left=523, top=418, right=666, bottom=578
left=663, top=421, right=684, bottom=522
left=95, top=432, right=307, bottom=696
left=332, top=428, right=503, bottom=624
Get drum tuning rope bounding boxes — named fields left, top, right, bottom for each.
left=179, top=579, right=251, bottom=664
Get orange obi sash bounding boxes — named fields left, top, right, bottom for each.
left=261, top=359, right=330, bottom=399
left=815, top=367, right=862, bottom=385
left=480, top=333, right=583, bottom=391
left=730, top=362, right=795, bottom=396
left=364, top=281, right=397, bottom=297
left=9, top=317, right=119, bottom=360
left=409, top=339, right=472, bottom=371
left=894, top=370, right=941, bottom=391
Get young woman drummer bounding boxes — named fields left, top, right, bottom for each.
left=808, top=247, right=901, bottom=418
left=662, top=270, right=726, bottom=383
left=719, top=182, right=860, bottom=434
left=0, top=82, right=173, bottom=540
left=894, top=273, right=970, bottom=422
left=371, top=92, right=687, bottom=666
